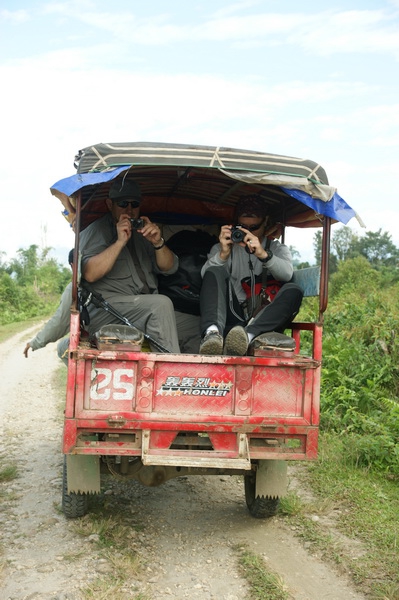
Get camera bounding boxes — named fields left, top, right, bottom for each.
left=230, top=226, right=246, bottom=243
left=130, top=218, right=144, bottom=230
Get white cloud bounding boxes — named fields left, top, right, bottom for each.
left=0, top=9, right=29, bottom=23
left=0, top=58, right=380, bottom=156
left=24, top=4, right=399, bottom=61
left=293, top=19, right=399, bottom=57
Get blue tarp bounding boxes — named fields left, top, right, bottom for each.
left=51, top=166, right=356, bottom=225
left=51, top=166, right=127, bottom=197
left=281, top=187, right=356, bottom=225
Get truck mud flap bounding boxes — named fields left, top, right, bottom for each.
left=66, top=454, right=100, bottom=494
left=255, top=459, right=287, bottom=499
left=141, top=430, right=251, bottom=470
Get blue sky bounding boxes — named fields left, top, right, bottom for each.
left=1, top=0, right=398, bottom=265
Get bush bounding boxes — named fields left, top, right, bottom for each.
left=0, top=247, right=68, bottom=325
left=320, top=258, right=399, bottom=477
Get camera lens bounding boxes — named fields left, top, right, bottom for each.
left=231, top=227, right=245, bottom=243
left=130, top=218, right=144, bottom=230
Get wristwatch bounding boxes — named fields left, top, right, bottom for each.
left=154, top=237, right=165, bottom=250
left=259, top=249, right=273, bottom=263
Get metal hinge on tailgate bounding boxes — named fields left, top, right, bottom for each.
left=141, top=430, right=251, bottom=470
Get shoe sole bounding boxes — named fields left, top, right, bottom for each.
left=199, top=337, right=223, bottom=355
left=224, top=327, right=248, bottom=356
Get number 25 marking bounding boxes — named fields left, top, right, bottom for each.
left=90, top=368, right=134, bottom=400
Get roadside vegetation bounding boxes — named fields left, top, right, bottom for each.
left=1, top=226, right=398, bottom=598
left=282, top=228, right=399, bottom=598
left=280, top=436, right=399, bottom=599
left=0, top=245, right=70, bottom=326
left=0, top=317, right=45, bottom=343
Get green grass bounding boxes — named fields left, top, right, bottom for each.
left=278, top=491, right=304, bottom=516
left=0, top=464, right=18, bottom=483
left=71, top=505, right=145, bottom=600
left=283, top=433, right=399, bottom=599
left=0, top=461, right=19, bottom=585
left=53, top=360, right=68, bottom=386
left=235, top=545, right=291, bottom=600
left=0, top=317, right=45, bottom=343
left=82, top=580, right=150, bottom=600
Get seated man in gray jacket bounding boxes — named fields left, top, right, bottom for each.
left=199, top=195, right=303, bottom=356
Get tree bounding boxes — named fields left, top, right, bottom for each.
left=329, top=255, right=380, bottom=298
left=313, top=230, right=338, bottom=273
left=331, top=226, right=359, bottom=262
left=355, top=229, right=399, bottom=267
left=0, top=244, right=72, bottom=325
left=313, top=230, right=322, bottom=266
left=288, top=245, right=305, bottom=268
left=0, top=251, right=7, bottom=274
left=8, top=245, right=40, bottom=285
left=315, top=226, right=399, bottom=275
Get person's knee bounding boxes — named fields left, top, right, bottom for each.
left=201, top=267, right=229, bottom=299
left=57, top=337, right=70, bottom=362
left=290, top=283, right=304, bottom=307
left=270, top=284, right=303, bottom=320
left=284, top=282, right=303, bottom=293
left=156, top=294, right=175, bottom=312
left=204, top=266, right=228, bottom=282
left=280, top=282, right=303, bottom=301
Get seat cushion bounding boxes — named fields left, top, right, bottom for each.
left=94, top=324, right=144, bottom=350
left=250, top=331, right=296, bottom=352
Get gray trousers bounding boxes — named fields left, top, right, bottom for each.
left=87, top=294, right=180, bottom=353
left=175, top=311, right=201, bottom=354
left=55, top=307, right=200, bottom=364
left=57, top=336, right=70, bottom=366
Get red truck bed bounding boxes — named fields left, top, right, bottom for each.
left=64, top=319, right=320, bottom=467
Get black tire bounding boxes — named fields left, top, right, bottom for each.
left=244, top=473, right=280, bottom=519
left=62, top=456, right=89, bottom=519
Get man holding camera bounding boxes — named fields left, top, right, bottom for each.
left=80, top=177, right=180, bottom=352
left=199, top=195, right=303, bottom=355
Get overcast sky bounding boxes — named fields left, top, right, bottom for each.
left=1, top=0, right=398, bottom=265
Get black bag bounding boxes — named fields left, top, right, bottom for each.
left=158, top=230, right=217, bottom=315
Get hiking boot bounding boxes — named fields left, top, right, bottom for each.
left=199, top=330, right=224, bottom=355
left=224, top=326, right=249, bottom=356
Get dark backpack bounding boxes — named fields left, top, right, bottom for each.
left=158, top=230, right=218, bottom=315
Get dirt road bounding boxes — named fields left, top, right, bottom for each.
left=0, top=327, right=366, bottom=600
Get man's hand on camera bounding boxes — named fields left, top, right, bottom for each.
left=116, top=214, right=133, bottom=245
left=218, top=225, right=234, bottom=260
left=137, top=216, right=163, bottom=247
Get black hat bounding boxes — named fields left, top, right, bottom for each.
left=109, top=178, right=141, bottom=201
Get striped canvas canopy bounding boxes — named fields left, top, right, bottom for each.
left=51, top=141, right=358, bottom=232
